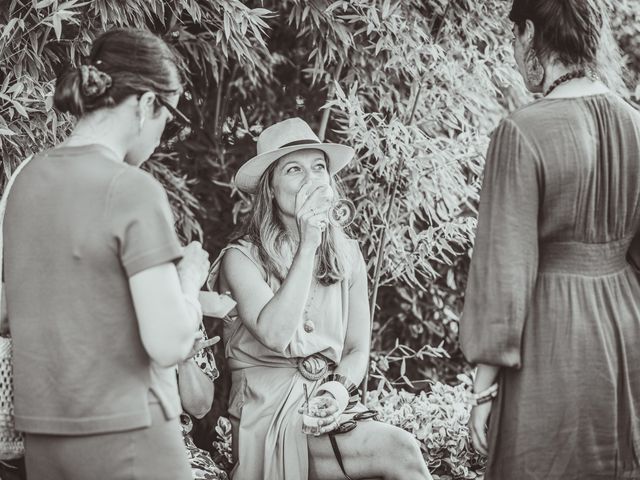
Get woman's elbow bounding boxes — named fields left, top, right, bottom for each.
left=259, top=331, right=294, bottom=354
left=182, top=393, right=213, bottom=418
left=144, top=335, right=193, bottom=367
left=254, top=316, right=290, bottom=353
left=188, top=406, right=211, bottom=419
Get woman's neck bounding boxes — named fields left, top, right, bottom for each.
left=63, top=113, right=128, bottom=162
left=542, top=61, right=609, bottom=98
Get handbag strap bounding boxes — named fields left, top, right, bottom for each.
left=0, top=155, right=35, bottom=315
left=328, top=433, right=354, bottom=480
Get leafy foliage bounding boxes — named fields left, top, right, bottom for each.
left=367, top=380, right=484, bottom=479
left=2, top=1, right=639, bottom=473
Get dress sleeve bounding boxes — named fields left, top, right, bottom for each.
left=108, top=168, right=183, bottom=277
left=459, top=118, right=540, bottom=368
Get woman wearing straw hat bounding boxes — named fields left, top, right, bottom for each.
left=208, top=118, right=430, bottom=479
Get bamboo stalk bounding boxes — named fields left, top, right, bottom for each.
left=317, top=59, right=344, bottom=141
left=361, top=2, right=451, bottom=403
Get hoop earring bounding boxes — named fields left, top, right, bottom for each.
left=524, top=48, right=544, bottom=90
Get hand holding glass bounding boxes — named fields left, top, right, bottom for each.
left=301, top=395, right=340, bottom=435
left=306, top=183, right=355, bottom=229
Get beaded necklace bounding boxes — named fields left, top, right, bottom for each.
left=544, top=70, right=586, bottom=97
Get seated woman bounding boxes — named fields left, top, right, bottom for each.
left=209, top=118, right=431, bottom=480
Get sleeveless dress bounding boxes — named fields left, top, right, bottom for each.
left=208, top=238, right=365, bottom=480
left=460, top=94, right=640, bottom=479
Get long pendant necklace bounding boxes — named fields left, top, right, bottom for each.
left=544, top=70, right=586, bottom=97
left=303, top=279, right=317, bottom=333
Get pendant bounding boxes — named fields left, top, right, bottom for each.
left=303, top=320, right=315, bottom=333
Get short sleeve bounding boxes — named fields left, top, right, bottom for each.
left=459, top=119, right=540, bottom=368
left=108, top=168, right=183, bottom=277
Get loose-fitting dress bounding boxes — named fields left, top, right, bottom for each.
left=460, top=94, right=640, bottom=479
left=208, top=238, right=365, bottom=480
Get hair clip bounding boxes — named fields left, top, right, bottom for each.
left=80, top=64, right=112, bottom=98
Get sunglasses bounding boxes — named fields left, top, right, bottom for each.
left=156, top=95, right=192, bottom=141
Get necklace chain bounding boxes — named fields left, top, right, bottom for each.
left=544, top=70, right=586, bottom=97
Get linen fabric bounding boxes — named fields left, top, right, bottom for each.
left=460, top=94, right=640, bottom=479
left=24, top=400, right=191, bottom=480
left=3, top=144, right=183, bottom=435
left=208, top=238, right=366, bottom=480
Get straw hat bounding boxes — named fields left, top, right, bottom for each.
left=233, top=117, right=355, bottom=194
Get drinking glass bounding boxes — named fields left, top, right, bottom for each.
left=308, top=182, right=356, bottom=229
left=301, top=396, right=324, bottom=435
left=327, top=198, right=356, bottom=228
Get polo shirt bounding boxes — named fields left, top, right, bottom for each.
left=3, top=144, right=183, bottom=434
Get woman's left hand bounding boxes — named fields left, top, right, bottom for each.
left=469, top=400, right=492, bottom=455
left=298, top=394, right=342, bottom=436
left=184, top=333, right=220, bottom=361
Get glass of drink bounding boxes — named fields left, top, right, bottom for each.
left=308, top=182, right=356, bottom=229
left=301, top=396, right=326, bottom=435
left=327, top=197, right=356, bottom=228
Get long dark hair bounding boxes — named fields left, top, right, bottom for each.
left=509, top=0, right=623, bottom=88
left=54, top=28, right=182, bottom=116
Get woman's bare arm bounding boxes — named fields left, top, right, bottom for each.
left=220, top=245, right=316, bottom=353
left=178, top=359, right=214, bottom=419
left=333, top=254, right=370, bottom=385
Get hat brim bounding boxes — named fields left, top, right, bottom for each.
left=233, top=143, right=355, bottom=194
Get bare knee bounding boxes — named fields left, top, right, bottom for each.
left=384, top=428, right=431, bottom=480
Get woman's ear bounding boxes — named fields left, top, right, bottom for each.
left=523, top=19, right=536, bottom=47
left=137, top=91, right=157, bottom=118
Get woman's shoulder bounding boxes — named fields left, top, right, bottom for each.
left=500, top=96, right=569, bottom=133
left=222, top=237, right=259, bottom=261
left=506, top=93, right=634, bottom=131
left=217, top=237, right=266, bottom=279
left=346, top=237, right=362, bottom=256
left=345, top=237, right=366, bottom=281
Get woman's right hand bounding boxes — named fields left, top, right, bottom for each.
left=295, top=181, right=333, bottom=251
left=469, top=400, right=492, bottom=456
left=177, top=241, right=210, bottom=297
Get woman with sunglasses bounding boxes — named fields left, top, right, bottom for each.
left=2, top=28, right=210, bottom=479
left=208, top=118, right=431, bottom=480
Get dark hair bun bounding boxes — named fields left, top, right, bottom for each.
left=79, top=65, right=112, bottom=98
left=53, top=67, right=86, bottom=116
left=53, top=28, right=182, bottom=117
left=53, top=64, right=114, bottom=116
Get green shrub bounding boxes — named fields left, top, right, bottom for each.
left=368, top=382, right=485, bottom=479
left=2, top=0, right=639, bottom=453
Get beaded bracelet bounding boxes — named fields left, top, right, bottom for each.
left=470, top=383, right=499, bottom=406
left=346, top=393, right=359, bottom=410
